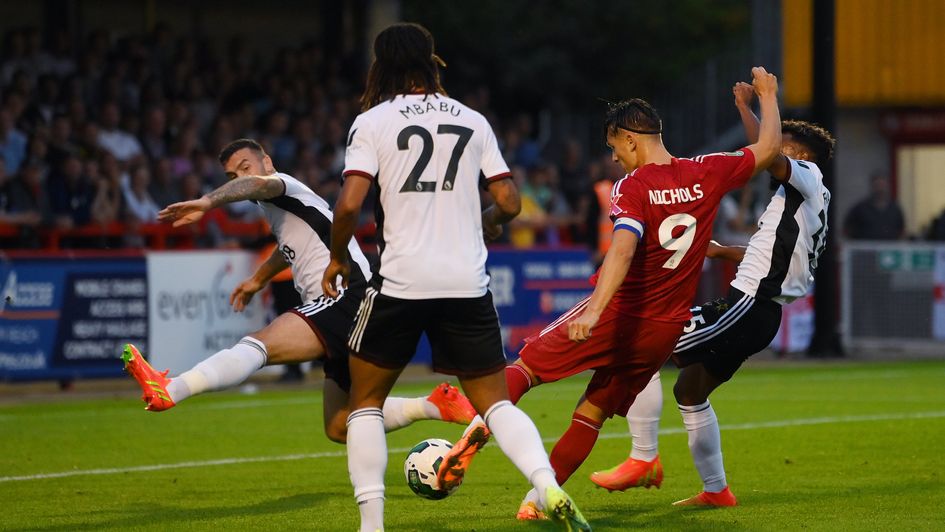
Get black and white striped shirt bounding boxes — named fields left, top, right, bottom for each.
left=731, top=158, right=830, bottom=304
left=258, top=172, right=373, bottom=301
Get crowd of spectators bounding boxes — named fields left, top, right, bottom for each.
left=0, top=24, right=637, bottom=253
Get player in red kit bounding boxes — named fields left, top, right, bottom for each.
left=441, top=67, right=783, bottom=520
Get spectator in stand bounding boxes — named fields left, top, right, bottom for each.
left=47, top=114, right=78, bottom=169
left=0, top=156, right=41, bottom=229
left=928, top=208, right=945, bottom=240
left=0, top=107, right=27, bottom=174
left=7, top=162, right=50, bottom=227
left=139, top=106, right=168, bottom=160
left=24, top=134, right=50, bottom=175
left=844, top=173, right=905, bottom=240
left=714, top=189, right=757, bottom=246
left=148, top=157, right=179, bottom=208
left=48, top=155, right=94, bottom=229
left=261, top=108, right=295, bottom=168
left=508, top=165, right=548, bottom=248
left=121, top=163, right=160, bottom=223
left=168, top=124, right=198, bottom=178
left=178, top=171, right=205, bottom=202
left=505, top=113, right=542, bottom=169
left=522, top=161, right=571, bottom=245
left=90, top=157, right=122, bottom=225
left=97, top=101, right=144, bottom=163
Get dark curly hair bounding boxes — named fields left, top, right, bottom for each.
left=603, top=98, right=662, bottom=137
left=782, top=120, right=836, bottom=163
left=360, top=23, right=447, bottom=112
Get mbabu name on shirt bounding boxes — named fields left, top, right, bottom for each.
left=648, top=184, right=703, bottom=205
left=399, top=100, right=462, bottom=119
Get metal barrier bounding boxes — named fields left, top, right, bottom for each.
left=841, top=241, right=945, bottom=354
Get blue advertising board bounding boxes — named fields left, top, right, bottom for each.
left=408, top=247, right=594, bottom=365
left=0, top=255, right=147, bottom=381
left=487, top=247, right=594, bottom=354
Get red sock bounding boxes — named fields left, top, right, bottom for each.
left=505, top=365, right=532, bottom=404
left=549, top=413, right=602, bottom=485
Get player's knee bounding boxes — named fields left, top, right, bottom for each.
left=325, top=419, right=348, bottom=443
left=673, top=379, right=706, bottom=406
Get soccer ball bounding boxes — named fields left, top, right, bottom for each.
left=403, top=438, right=458, bottom=500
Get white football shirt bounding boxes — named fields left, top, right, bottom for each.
left=343, top=93, right=511, bottom=299
left=257, top=172, right=373, bottom=301
left=731, top=158, right=830, bottom=304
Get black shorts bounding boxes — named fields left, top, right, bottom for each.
left=671, top=287, right=782, bottom=382
left=289, top=286, right=365, bottom=392
left=348, top=288, right=507, bottom=377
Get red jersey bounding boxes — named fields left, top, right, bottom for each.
left=591, top=149, right=756, bottom=323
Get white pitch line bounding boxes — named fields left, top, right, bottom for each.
left=3, top=409, right=944, bottom=484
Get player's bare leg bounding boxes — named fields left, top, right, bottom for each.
left=458, top=358, right=540, bottom=437
left=123, top=312, right=322, bottom=411
left=346, top=355, right=404, bottom=532
left=322, top=376, right=477, bottom=443
left=672, top=363, right=737, bottom=507
left=444, top=370, right=589, bottom=530
left=517, top=396, right=606, bottom=521
left=323, top=378, right=351, bottom=442
left=590, top=373, right=664, bottom=491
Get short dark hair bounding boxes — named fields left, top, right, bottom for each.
left=781, top=120, right=836, bottom=163
left=604, top=99, right=662, bottom=137
left=218, top=138, right=264, bottom=165
left=360, top=23, right=447, bottom=111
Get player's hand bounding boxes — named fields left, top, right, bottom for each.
left=733, top=81, right=755, bottom=108
left=230, top=277, right=264, bottom=312
left=568, top=309, right=601, bottom=343
left=158, top=197, right=213, bottom=227
left=751, top=66, right=778, bottom=99
left=322, top=257, right=350, bottom=298
left=482, top=221, right=503, bottom=243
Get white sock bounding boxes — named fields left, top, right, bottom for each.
left=521, top=487, right=541, bottom=507
left=679, top=401, right=727, bottom=492
left=381, top=397, right=441, bottom=432
left=165, top=336, right=267, bottom=403
left=627, top=372, right=662, bottom=461
left=484, top=401, right=559, bottom=507
left=347, top=407, right=386, bottom=532
left=463, top=414, right=484, bottom=437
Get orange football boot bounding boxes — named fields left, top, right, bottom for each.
left=590, top=455, right=663, bottom=491
left=673, top=486, right=738, bottom=507
left=516, top=500, right=547, bottom=521
left=121, top=343, right=175, bottom=412
left=436, top=422, right=490, bottom=491
left=426, top=382, right=477, bottom=424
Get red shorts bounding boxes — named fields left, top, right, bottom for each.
left=519, top=297, right=683, bottom=417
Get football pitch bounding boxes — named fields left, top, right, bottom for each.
left=2, top=360, right=944, bottom=531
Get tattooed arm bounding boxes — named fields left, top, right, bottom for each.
left=158, top=175, right=285, bottom=227
left=204, top=176, right=285, bottom=208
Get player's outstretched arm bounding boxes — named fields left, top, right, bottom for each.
left=158, top=176, right=284, bottom=227
left=743, top=67, right=782, bottom=175
left=733, top=82, right=760, bottom=143
left=568, top=229, right=639, bottom=342
left=733, top=80, right=792, bottom=183
left=706, top=240, right=747, bottom=263
left=230, top=247, right=290, bottom=312
left=482, top=178, right=522, bottom=242
left=322, top=175, right=371, bottom=298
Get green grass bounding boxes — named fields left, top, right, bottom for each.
left=2, top=360, right=945, bottom=531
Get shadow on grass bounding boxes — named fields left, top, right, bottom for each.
left=14, top=492, right=323, bottom=531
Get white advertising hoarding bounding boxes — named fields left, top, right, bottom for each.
left=147, top=251, right=267, bottom=374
